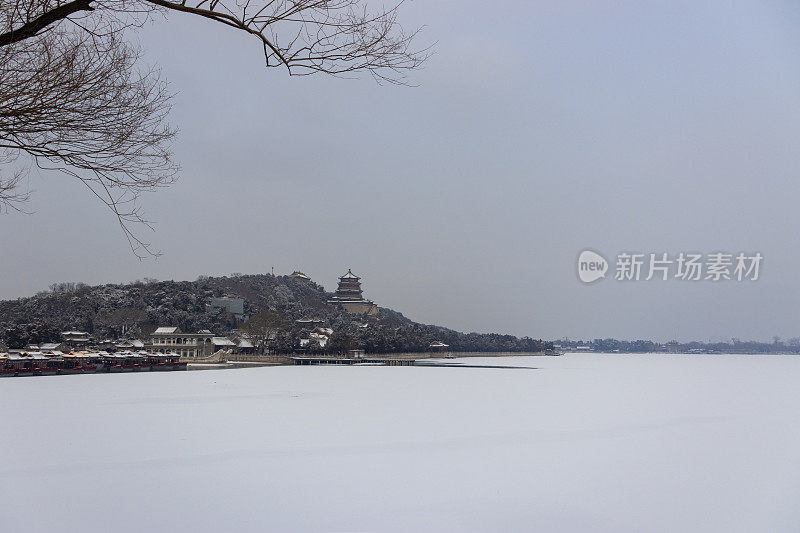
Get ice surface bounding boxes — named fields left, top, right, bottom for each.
left=2, top=353, right=800, bottom=532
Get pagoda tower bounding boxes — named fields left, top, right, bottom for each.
left=328, top=269, right=378, bottom=316
left=334, top=269, right=363, bottom=299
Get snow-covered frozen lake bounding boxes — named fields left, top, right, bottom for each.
left=2, top=353, right=800, bottom=532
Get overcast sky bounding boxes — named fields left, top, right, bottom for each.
left=2, top=0, right=800, bottom=342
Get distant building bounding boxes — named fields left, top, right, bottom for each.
left=295, top=318, right=324, bottom=328
left=299, top=327, right=333, bottom=349
left=299, top=326, right=333, bottom=350
left=27, top=342, right=64, bottom=352
left=211, top=337, right=236, bottom=352
left=429, top=341, right=450, bottom=352
left=208, top=297, right=245, bottom=317
left=116, top=339, right=145, bottom=350
left=665, top=341, right=680, bottom=354
left=328, top=269, right=378, bottom=316
left=290, top=271, right=312, bottom=281
left=61, top=331, right=91, bottom=346
left=236, top=338, right=255, bottom=354
left=150, top=327, right=214, bottom=358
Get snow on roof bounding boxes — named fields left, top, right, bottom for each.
left=67, top=351, right=101, bottom=358
left=198, top=329, right=212, bottom=334
left=340, top=269, right=359, bottom=279
left=60, top=331, right=89, bottom=336
left=237, top=340, right=254, bottom=348
left=116, top=340, right=142, bottom=348
left=153, top=327, right=179, bottom=334
left=430, top=341, right=450, bottom=347
left=211, top=337, right=236, bottom=346
left=40, top=343, right=61, bottom=350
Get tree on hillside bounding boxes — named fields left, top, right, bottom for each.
left=0, top=0, right=428, bottom=255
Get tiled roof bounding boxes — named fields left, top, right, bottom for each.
left=340, top=269, right=359, bottom=279
left=153, top=327, right=180, bottom=334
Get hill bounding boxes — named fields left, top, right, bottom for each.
left=0, top=273, right=551, bottom=353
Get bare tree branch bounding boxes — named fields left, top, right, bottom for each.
left=0, top=151, right=30, bottom=211
left=0, top=24, right=177, bottom=257
left=0, top=0, right=429, bottom=256
left=0, top=0, right=93, bottom=47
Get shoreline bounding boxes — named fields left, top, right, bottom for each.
left=186, top=351, right=550, bottom=370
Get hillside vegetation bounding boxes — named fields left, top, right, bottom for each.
left=0, top=274, right=551, bottom=353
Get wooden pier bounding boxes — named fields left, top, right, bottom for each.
left=291, top=356, right=419, bottom=366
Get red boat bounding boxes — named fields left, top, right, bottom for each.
left=59, top=352, right=102, bottom=374
left=145, top=351, right=187, bottom=371
left=0, top=352, right=47, bottom=376
left=0, top=353, right=32, bottom=376
left=34, top=352, right=61, bottom=376
left=0, top=350, right=187, bottom=376
left=103, top=351, right=146, bottom=372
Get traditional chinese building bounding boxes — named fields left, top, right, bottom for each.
left=149, top=327, right=215, bottom=358
left=328, top=269, right=378, bottom=316
left=61, top=330, right=91, bottom=346
left=429, top=341, right=450, bottom=353
left=295, top=317, right=324, bottom=328
left=290, top=271, right=311, bottom=282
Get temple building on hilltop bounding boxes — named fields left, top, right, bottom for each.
left=290, top=271, right=311, bottom=282
left=328, top=269, right=378, bottom=316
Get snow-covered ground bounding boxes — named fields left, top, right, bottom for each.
left=2, top=353, right=800, bottom=532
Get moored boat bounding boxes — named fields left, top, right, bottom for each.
left=60, top=352, right=102, bottom=374
left=32, top=351, right=61, bottom=375
left=149, top=351, right=187, bottom=371
left=1, top=352, right=45, bottom=376
left=143, top=351, right=175, bottom=371
left=0, top=353, right=30, bottom=376
left=0, top=350, right=188, bottom=376
left=104, top=351, right=144, bottom=372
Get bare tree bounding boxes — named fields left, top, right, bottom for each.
left=1, top=28, right=176, bottom=254
left=0, top=152, right=29, bottom=209
left=0, top=0, right=428, bottom=255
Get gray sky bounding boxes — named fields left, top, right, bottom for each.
left=2, top=0, right=800, bottom=342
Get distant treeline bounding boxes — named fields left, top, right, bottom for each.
left=559, top=338, right=800, bottom=354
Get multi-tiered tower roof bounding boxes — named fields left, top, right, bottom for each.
left=328, top=269, right=378, bottom=316
left=334, top=269, right=363, bottom=300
